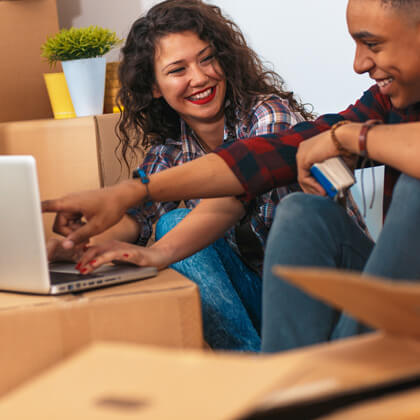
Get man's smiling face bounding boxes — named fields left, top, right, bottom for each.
left=347, top=0, right=420, bottom=108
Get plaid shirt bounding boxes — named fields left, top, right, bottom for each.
left=129, top=95, right=304, bottom=264
left=216, top=84, right=420, bottom=221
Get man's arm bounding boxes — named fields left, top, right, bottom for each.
left=332, top=121, right=420, bottom=178
left=43, top=86, right=388, bottom=247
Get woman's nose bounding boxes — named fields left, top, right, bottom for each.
left=189, top=65, right=209, bottom=86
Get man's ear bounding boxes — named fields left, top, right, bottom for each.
left=152, top=84, right=162, bottom=98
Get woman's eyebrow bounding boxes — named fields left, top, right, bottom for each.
left=198, top=45, right=211, bottom=56
left=162, top=59, right=184, bottom=71
left=162, top=45, right=212, bottom=71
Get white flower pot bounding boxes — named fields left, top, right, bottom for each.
left=62, top=56, right=106, bottom=117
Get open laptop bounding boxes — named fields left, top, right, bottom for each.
left=0, top=155, right=157, bottom=295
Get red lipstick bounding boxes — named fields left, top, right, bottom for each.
left=187, top=87, right=216, bottom=105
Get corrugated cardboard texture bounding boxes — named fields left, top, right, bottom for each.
left=0, top=117, right=101, bottom=237
left=0, top=114, right=139, bottom=238
left=0, top=342, right=278, bottom=420
left=0, top=269, right=203, bottom=397
left=2, top=334, right=420, bottom=419
left=93, top=113, right=143, bottom=187
left=0, top=0, right=59, bottom=122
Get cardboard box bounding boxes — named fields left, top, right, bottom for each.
left=319, top=387, right=420, bottom=419
left=1, top=333, right=420, bottom=419
left=0, top=0, right=60, bottom=122
left=0, top=268, right=409, bottom=419
left=275, top=267, right=420, bottom=339
left=0, top=268, right=203, bottom=398
left=0, top=113, right=142, bottom=237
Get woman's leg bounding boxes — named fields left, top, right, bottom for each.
left=262, top=193, right=375, bottom=353
left=155, top=208, right=261, bottom=352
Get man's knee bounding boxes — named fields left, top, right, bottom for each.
left=273, top=192, right=341, bottom=229
left=393, top=173, right=420, bottom=204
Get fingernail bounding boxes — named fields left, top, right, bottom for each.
left=81, top=268, right=88, bottom=274
left=75, top=263, right=81, bottom=270
left=123, top=253, right=129, bottom=258
left=89, top=260, right=96, bottom=266
left=62, top=239, right=74, bottom=250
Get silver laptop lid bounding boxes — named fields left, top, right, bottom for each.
left=0, top=156, right=51, bottom=293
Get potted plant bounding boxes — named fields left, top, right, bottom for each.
left=41, top=26, right=122, bottom=117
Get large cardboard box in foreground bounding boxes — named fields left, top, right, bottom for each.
left=0, top=113, right=142, bottom=237
left=1, top=268, right=419, bottom=419
left=0, top=0, right=60, bottom=122
left=0, top=333, right=420, bottom=419
left=0, top=269, right=203, bottom=398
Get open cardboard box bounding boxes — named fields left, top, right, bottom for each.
left=1, top=268, right=420, bottom=418
left=0, top=269, right=203, bottom=399
left=244, top=266, right=420, bottom=419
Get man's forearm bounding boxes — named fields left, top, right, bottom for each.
left=123, top=153, right=245, bottom=207
left=337, top=121, right=420, bottom=178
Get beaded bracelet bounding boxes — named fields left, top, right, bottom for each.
left=330, top=120, right=354, bottom=158
left=133, top=168, right=152, bottom=203
left=359, top=119, right=382, bottom=158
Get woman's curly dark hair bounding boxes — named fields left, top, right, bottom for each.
left=117, top=0, right=314, bottom=169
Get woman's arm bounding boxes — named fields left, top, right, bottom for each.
left=43, top=146, right=226, bottom=249
left=76, top=196, right=245, bottom=272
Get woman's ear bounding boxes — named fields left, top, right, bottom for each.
left=152, top=84, right=162, bottom=98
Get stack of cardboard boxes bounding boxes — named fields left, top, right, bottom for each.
left=1, top=0, right=420, bottom=418
left=0, top=0, right=204, bottom=403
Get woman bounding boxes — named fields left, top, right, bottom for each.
left=50, top=0, right=314, bottom=351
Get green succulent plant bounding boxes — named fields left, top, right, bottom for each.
left=41, top=26, right=123, bottom=65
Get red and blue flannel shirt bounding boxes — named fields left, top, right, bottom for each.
left=129, top=95, right=305, bottom=261
left=216, top=84, right=420, bottom=220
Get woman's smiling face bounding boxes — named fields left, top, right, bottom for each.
left=152, top=31, right=227, bottom=127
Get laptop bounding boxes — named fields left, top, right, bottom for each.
left=0, top=155, right=157, bottom=295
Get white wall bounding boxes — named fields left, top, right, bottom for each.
left=56, top=0, right=154, bottom=62
left=56, top=0, right=381, bottom=238
left=56, top=0, right=372, bottom=113
left=207, top=0, right=372, bottom=115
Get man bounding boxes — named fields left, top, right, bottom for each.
left=44, top=0, right=420, bottom=352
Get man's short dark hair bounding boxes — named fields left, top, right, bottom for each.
left=381, top=0, right=419, bottom=8
left=381, top=0, right=418, bottom=5
left=380, top=0, right=420, bottom=21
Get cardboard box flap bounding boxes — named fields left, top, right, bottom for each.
left=93, top=114, right=143, bottom=187
left=3, top=334, right=420, bottom=419
left=274, top=267, right=420, bottom=338
left=240, top=333, right=420, bottom=419
left=0, top=269, right=203, bottom=398
left=242, top=368, right=420, bottom=420
left=0, top=342, right=285, bottom=420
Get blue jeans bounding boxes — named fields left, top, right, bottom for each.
left=262, top=174, right=420, bottom=353
left=155, top=208, right=262, bottom=352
